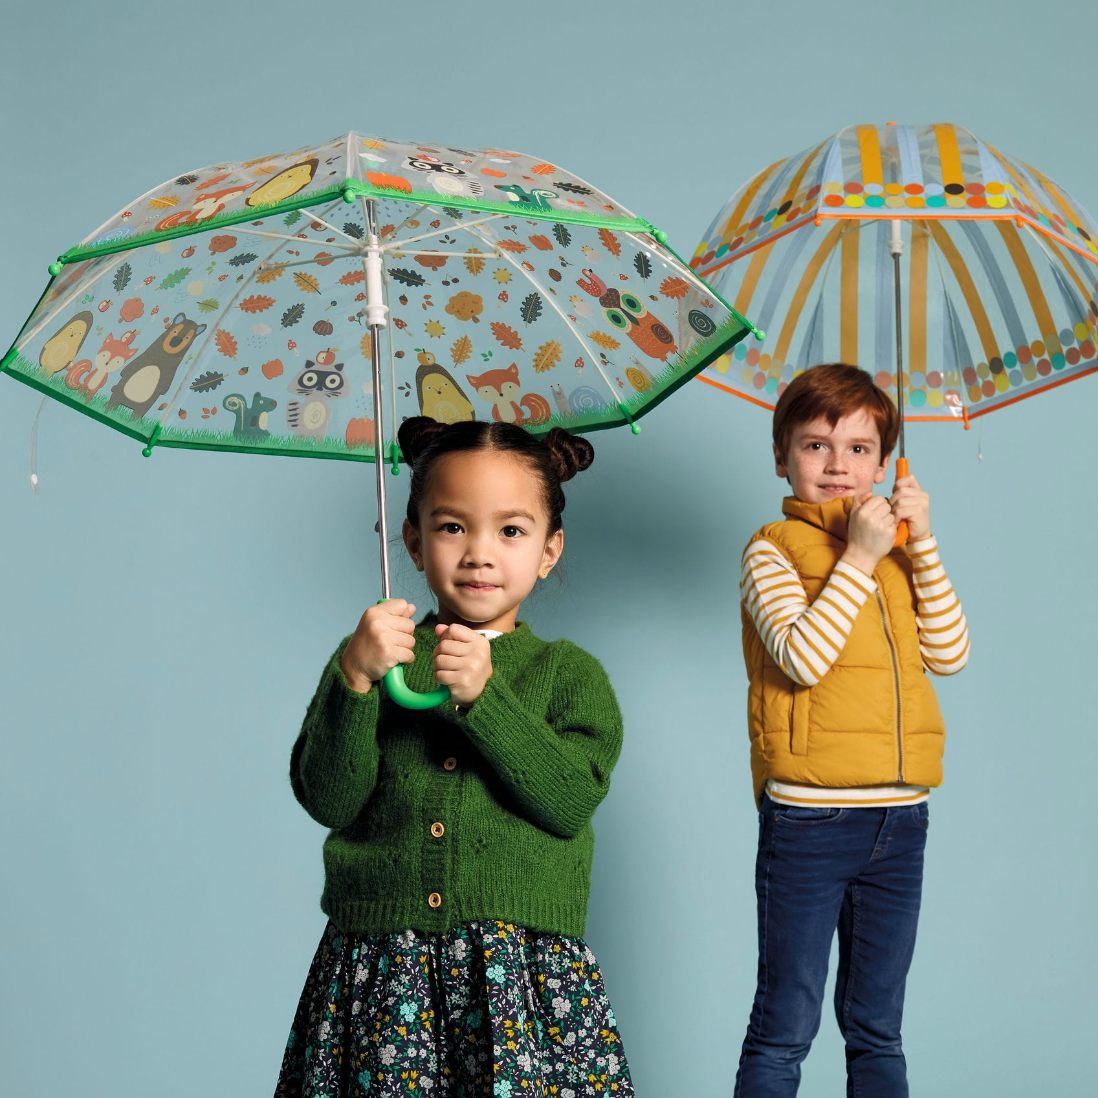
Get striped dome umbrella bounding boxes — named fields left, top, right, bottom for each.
left=693, top=122, right=1098, bottom=417
left=691, top=122, right=1098, bottom=542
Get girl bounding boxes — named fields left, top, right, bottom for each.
left=277, top=417, right=632, bottom=1097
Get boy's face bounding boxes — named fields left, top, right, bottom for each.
left=775, top=409, right=891, bottom=503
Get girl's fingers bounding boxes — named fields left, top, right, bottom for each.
left=435, top=638, right=473, bottom=657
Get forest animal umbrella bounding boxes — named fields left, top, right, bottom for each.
left=1, top=130, right=760, bottom=706
left=691, top=121, right=1098, bottom=538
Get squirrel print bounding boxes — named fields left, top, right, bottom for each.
left=223, top=392, right=277, bottom=440
left=466, top=363, right=551, bottom=425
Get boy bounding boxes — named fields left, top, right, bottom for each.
left=734, top=363, right=969, bottom=1097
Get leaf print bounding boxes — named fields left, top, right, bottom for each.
left=158, top=268, right=191, bottom=289
left=281, top=303, right=305, bottom=328
left=214, top=329, right=238, bottom=358
left=451, top=334, right=472, bottom=365
left=239, top=295, right=275, bottom=314
left=360, top=332, right=373, bottom=357
left=528, top=234, right=553, bottom=251
left=342, top=222, right=364, bottom=239
left=148, top=195, right=178, bottom=209
left=229, top=252, right=259, bottom=266
left=255, top=266, right=285, bottom=284
left=491, top=322, right=522, bottom=350
left=495, top=240, right=528, bottom=254
left=464, top=248, right=485, bottom=276
left=389, top=267, right=428, bottom=288
left=338, top=269, right=365, bottom=285
left=533, top=340, right=562, bottom=373
left=598, top=229, right=621, bottom=257
left=633, top=252, right=652, bottom=280
left=189, top=370, right=226, bottom=393
left=589, top=331, right=621, bottom=350
left=554, top=181, right=592, bottom=195
left=552, top=223, right=572, bottom=249
left=659, top=276, right=689, bottom=299
left=520, top=293, right=543, bottom=326
left=196, top=298, right=220, bottom=313
left=283, top=210, right=302, bottom=227
left=112, top=263, right=132, bottom=293
left=294, top=271, right=321, bottom=293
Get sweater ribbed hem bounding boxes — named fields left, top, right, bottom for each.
left=321, top=892, right=589, bottom=939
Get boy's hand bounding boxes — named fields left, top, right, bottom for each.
left=433, top=622, right=493, bottom=707
left=843, top=493, right=898, bottom=576
left=890, top=474, right=931, bottom=541
left=340, top=600, right=417, bottom=694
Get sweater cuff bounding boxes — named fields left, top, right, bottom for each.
left=456, top=672, right=535, bottom=746
left=903, top=534, right=939, bottom=557
left=320, top=638, right=380, bottom=730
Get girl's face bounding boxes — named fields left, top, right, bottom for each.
left=402, top=450, right=563, bottom=633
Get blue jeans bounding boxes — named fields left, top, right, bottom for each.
left=733, top=794, right=930, bottom=1098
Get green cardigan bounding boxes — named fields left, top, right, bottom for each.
left=289, top=616, right=624, bottom=938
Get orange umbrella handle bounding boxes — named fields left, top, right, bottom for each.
left=893, top=457, right=910, bottom=547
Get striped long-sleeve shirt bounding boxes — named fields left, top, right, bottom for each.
left=741, top=535, right=969, bottom=807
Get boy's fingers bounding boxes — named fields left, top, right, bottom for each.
left=435, top=623, right=449, bottom=638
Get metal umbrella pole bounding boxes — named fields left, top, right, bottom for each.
left=889, top=218, right=910, bottom=545
left=362, top=198, right=450, bottom=708
left=363, top=199, right=392, bottom=600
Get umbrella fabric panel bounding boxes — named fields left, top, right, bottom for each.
left=60, top=133, right=649, bottom=269
left=7, top=197, right=747, bottom=459
left=693, top=124, right=1098, bottom=279
left=699, top=217, right=1098, bottom=419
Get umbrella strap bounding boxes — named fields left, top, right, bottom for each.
left=28, top=395, right=47, bottom=494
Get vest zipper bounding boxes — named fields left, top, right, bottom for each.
left=875, top=589, right=904, bottom=781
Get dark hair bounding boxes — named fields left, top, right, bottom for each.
left=772, top=362, right=899, bottom=460
left=397, top=418, right=594, bottom=535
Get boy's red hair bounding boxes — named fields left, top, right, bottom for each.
left=773, top=363, right=899, bottom=460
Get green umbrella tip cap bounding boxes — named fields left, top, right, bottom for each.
left=48, top=261, right=63, bottom=276
left=752, top=327, right=767, bottom=342
left=342, top=187, right=357, bottom=204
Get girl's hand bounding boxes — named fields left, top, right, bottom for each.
left=433, top=622, right=493, bottom=707
left=340, top=600, right=417, bottom=694
left=890, top=475, right=931, bottom=541
left=843, top=493, right=898, bottom=576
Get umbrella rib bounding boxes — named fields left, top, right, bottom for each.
left=389, top=213, right=508, bottom=250
left=927, top=236, right=973, bottom=423
left=301, top=210, right=364, bottom=247
left=452, top=217, right=622, bottom=409
left=387, top=249, right=503, bottom=260
left=236, top=227, right=360, bottom=251
left=259, top=253, right=362, bottom=272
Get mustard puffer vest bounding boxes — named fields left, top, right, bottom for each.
left=742, top=495, right=946, bottom=806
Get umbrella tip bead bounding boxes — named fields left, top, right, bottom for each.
left=343, top=186, right=357, bottom=204
left=48, top=261, right=63, bottom=276
left=753, top=327, right=767, bottom=342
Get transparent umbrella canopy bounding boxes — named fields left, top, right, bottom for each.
left=2, top=129, right=760, bottom=705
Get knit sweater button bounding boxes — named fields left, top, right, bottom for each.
left=443, top=757, right=458, bottom=771
left=430, top=822, right=445, bottom=838
left=428, top=892, right=442, bottom=908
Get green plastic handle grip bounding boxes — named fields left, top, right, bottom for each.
left=384, top=664, right=451, bottom=709
left=377, top=599, right=451, bottom=709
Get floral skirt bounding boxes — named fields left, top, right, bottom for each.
left=275, top=920, right=633, bottom=1098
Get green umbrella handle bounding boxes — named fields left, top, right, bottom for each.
left=384, top=665, right=451, bottom=709
left=376, top=599, right=451, bottom=709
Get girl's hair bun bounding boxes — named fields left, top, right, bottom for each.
left=397, top=416, right=452, bottom=466
left=544, top=427, right=594, bottom=483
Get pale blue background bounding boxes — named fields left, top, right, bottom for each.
left=1, top=2, right=1094, bottom=1094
